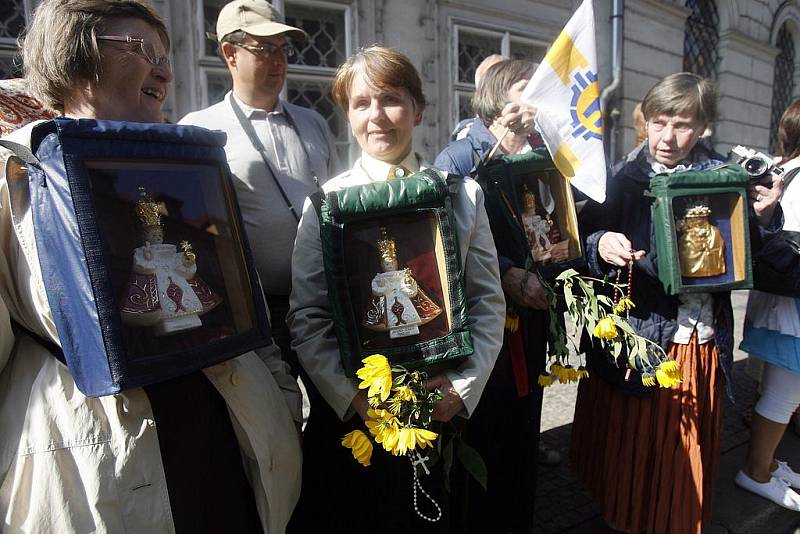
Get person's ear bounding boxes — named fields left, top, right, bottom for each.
left=414, top=107, right=423, bottom=127
left=220, top=41, right=237, bottom=68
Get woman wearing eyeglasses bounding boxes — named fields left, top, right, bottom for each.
left=569, top=72, right=782, bottom=533
left=0, top=1, right=302, bottom=532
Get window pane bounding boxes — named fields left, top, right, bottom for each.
left=683, top=0, right=720, bottom=79
left=458, top=91, right=473, bottom=122
left=286, top=4, right=346, bottom=69
left=457, top=31, right=501, bottom=85
left=770, top=24, right=795, bottom=152
left=0, top=0, right=25, bottom=40
left=204, top=0, right=227, bottom=57
left=510, top=40, right=546, bottom=64
left=206, top=71, right=232, bottom=106
left=287, top=78, right=348, bottom=164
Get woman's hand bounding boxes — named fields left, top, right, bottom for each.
left=501, top=266, right=548, bottom=310
left=426, top=375, right=465, bottom=422
left=748, top=172, right=783, bottom=226
left=493, top=102, right=537, bottom=155
left=351, top=390, right=370, bottom=421
left=496, top=101, right=537, bottom=135
left=598, top=232, right=645, bottom=267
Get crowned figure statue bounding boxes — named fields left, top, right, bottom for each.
left=119, top=188, right=222, bottom=336
left=362, top=227, right=442, bottom=339
left=678, top=203, right=726, bottom=278
left=520, top=183, right=572, bottom=264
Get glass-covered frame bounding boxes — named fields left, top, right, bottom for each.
left=314, top=169, right=473, bottom=377
left=26, top=119, right=271, bottom=396
left=651, top=165, right=753, bottom=295
left=476, top=149, right=585, bottom=278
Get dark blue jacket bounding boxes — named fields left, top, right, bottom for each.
left=581, top=143, right=780, bottom=400
left=435, top=120, right=515, bottom=276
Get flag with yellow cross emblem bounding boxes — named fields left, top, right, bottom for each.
left=520, top=0, right=606, bottom=202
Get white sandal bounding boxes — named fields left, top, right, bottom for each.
left=735, top=470, right=800, bottom=512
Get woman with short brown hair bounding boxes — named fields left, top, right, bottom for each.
left=288, top=45, right=505, bottom=533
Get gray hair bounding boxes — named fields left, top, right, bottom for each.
left=641, top=72, right=718, bottom=126
left=473, top=59, right=535, bottom=125
left=21, top=0, right=168, bottom=111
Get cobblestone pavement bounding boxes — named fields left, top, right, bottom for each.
left=532, top=291, right=764, bottom=533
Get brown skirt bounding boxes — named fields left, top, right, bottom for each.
left=570, top=336, right=723, bottom=534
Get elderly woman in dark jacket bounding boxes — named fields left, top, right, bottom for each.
left=570, top=72, right=782, bottom=534
left=434, top=59, right=548, bottom=534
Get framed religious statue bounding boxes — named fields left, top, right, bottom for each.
left=651, top=164, right=753, bottom=294
left=311, top=169, right=473, bottom=377
left=7, top=118, right=271, bottom=397
left=475, top=149, right=584, bottom=278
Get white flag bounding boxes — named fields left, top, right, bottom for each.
left=521, top=0, right=606, bottom=202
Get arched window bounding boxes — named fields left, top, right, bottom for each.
left=770, top=24, right=795, bottom=152
left=683, top=0, right=720, bottom=79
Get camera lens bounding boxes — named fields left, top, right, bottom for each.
left=744, top=157, right=767, bottom=176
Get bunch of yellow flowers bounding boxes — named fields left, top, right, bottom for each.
left=342, top=354, right=442, bottom=467
left=539, top=269, right=682, bottom=389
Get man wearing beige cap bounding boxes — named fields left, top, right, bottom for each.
left=181, top=0, right=337, bottom=385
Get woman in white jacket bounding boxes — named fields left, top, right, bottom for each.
left=0, top=1, right=301, bottom=532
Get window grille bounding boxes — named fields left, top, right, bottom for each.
left=683, top=0, right=720, bottom=79
left=203, top=0, right=226, bottom=57
left=452, top=26, right=546, bottom=126
left=458, top=31, right=502, bottom=85
left=288, top=78, right=348, bottom=164
left=0, top=0, right=25, bottom=41
left=286, top=4, right=346, bottom=69
left=770, top=24, right=795, bottom=152
left=0, top=0, right=25, bottom=80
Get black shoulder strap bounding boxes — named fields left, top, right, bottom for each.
left=0, top=139, right=39, bottom=166
left=782, top=166, right=800, bottom=189
left=10, top=319, right=66, bottom=363
left=228, top=95, right=300, bottom=222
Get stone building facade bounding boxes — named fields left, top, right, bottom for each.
left=2, top=0, right=799, bottom=163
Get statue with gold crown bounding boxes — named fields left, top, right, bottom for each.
left=677, top=203, right=726, bottom=278
left=520, top=184, right=570, bottom=264
left=119, top=187, right=222, bottom=335
left=362, top=227, right=443, bottom=339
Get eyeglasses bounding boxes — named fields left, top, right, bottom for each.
left=97, top=35, right=171, bottom=68
left=234, top=42, right=297, bottom=60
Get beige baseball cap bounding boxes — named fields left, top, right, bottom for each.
left=214, top=0, right=307, bottom=41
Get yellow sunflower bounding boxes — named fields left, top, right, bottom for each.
left=592, top=317, right=618, bottom=340
left=341, top=430, right=373, bottom=467
left=356, top=354, right=393, bottom=402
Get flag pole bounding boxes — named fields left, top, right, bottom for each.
left=483, top=127, right=510, bottom=164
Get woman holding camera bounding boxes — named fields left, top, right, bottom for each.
left=736, top=99, right=800, bottom=511
left=570, top=72, right=782, bottom=533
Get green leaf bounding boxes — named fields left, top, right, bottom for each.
left=456, top=439, right=488, bottom=491
left=555, top=268, right=579, bottom=281
left=563, top=281, right=576, bottom=311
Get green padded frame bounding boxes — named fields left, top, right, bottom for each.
left=476, top=148, right=586, bottom=278
left=650, top=164, right=753, bottom=295
left=312, top=168, right=474, bottom=377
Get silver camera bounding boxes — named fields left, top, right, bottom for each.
left=730, top=145, right=784, bottom=180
